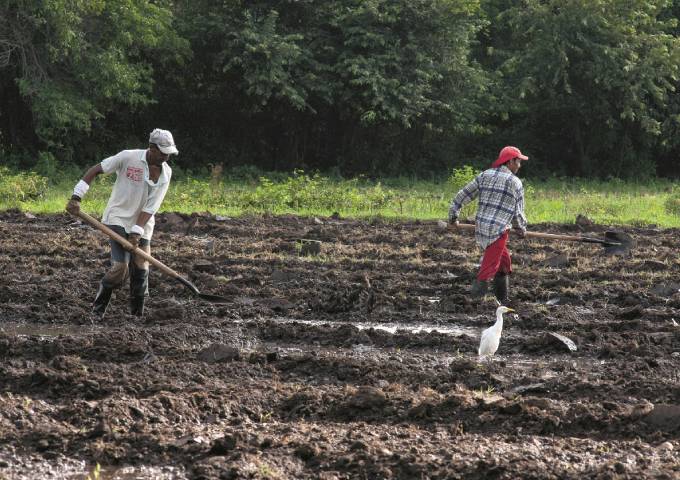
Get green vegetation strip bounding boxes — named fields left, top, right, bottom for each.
left=1, top=166, right=679, bottom=227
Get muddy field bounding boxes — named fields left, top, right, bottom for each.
left=1, top=210, right=680, bottom=479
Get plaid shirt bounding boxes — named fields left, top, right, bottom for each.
left=448, top=165, right=527, bottom=249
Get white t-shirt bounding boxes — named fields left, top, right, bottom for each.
left=100, top=149, right=172, bottom=239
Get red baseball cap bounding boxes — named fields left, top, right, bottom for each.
left=491, top=146, right=529, bottom=168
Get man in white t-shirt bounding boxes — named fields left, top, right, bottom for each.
left=66, top=128, right=178, bottom=317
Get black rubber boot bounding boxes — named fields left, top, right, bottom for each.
left=92, top=283, right=114, bottom=316
left=129, top=265, right=149, bottom=317
left=471, top=279, right=491, bottom=298
left=130, top=296, right=145, bottom=317
left=493, top=273, right=510, bottom=305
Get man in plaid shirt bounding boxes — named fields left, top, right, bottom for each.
left=448, top=146, right=529, bottom=304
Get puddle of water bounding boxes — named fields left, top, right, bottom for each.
left=76, top=464, right=186, bottom=480
left=503, top=354, right=606, bottom=371
left=352, top=344, right=376, bottom=353
left=0, top=452, right=187, bottom=480
left=256, top=317, right=480, bottom=337
left=0, top=322, right=101, bottom=338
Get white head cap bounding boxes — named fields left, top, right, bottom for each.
left=149, top=128, right=178, bottom=155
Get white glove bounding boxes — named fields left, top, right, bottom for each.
left=130, top=224, right=144, bottom=236
left=73, top=180, right=90, bottom=199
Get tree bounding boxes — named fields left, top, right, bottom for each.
left=0, top=0, right=188, bottom=162
left=167, top=0, right=487, bottom=174
left=488, top=0, right=680, bottom=177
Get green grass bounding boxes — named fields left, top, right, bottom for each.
left=2, top=166, right=680, bottom=227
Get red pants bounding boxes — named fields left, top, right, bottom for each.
left=477, top=230, right=512, bottom=281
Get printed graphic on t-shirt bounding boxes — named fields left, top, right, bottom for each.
left=126, top=166, right=143, bottom=182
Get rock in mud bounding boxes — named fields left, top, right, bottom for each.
left=627, top=401, right=654, bottom=420
left=258, top=297, right=294, bottom=313
left=266, top=351, right=279, bottom=362
left=0, top=335, right=10, bottom=356
left=448, top=358, right=477, bottom=372
left=50, top=355, right=85, bottom=372
left=510, top=383, right=548, bottom=395
left=438, top=295, right=465, bottom=313
left=298, top=239, right=322, bottom=256
left=208, top=434, right=239, bottom=455
left=158, top=212, right=186, bottom=231
left=347, top=386, right=387, bottom=410
left=478, top=394, right=504, bottom=407
left=197, top=344, right=241, bottom=363
left=617, top=305, right=644, bottom=320
left=643, top=404, right=680, bottom=430
left=349, top=440, right=368, bottom=451
left=294, top=443, right=319, bottom=461
left=281, top=390, right=322, bottom=418
left=441, top=392, right=475, bottom=409
left=639, top=260, right=668, bottom=272
left=247, top=351, right=279, bottom=364
left=192, top=260, right=217, bottom=273
left=499, top=401, right=523, bottom=415
left=575, top=214, right=594, bottom=226
left=658, top=441, right=674, bottom=451
left=546, top=332, right=577, bottom=352
left=147, top=304, right=185, bottom=322
left=543, top=254, right=570, bottom=268
left=270, top=269, right=296, bottom=284
left=522, top=397, right=559, bottom=411
left=89, top=418, right=111, bottom=438
left=408, top=401, right=435, bottom=419
left=650, top=283, right=680, bottom=297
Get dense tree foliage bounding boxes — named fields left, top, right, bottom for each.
left=2, top=0, right=680, bottom=178
left=486, top=0, right=680, bottom=177
left=157, top=0, right=486, bottom=175
left=0, top=0, right=188, bottom=162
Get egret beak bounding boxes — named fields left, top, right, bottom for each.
left=506, top=307, right=515, bottom=313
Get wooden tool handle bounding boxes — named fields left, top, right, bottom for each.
left=450, top=222, right=593, bottom=243
left=73, top=209, right=182, bottom=280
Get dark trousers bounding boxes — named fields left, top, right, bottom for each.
left=94, top=225, right=151, bottom=315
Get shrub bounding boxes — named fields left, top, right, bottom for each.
left=447, top=165, right=478, bottom=193
left=34, top=151, right=82, bottom=184
left=664, top=190, right=680, bottom=216
left=447, top=165, right=479, bottom=219
left=238, top=170, right=395, bottom=213
left=0, top=167, right=49, bottom=204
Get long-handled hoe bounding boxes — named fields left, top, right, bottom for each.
left=450, top=223, right=633, bottom=256
left=70, top=210, right=230, bottom=303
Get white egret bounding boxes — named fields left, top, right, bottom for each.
left=478, top=306, right=515, bottom=358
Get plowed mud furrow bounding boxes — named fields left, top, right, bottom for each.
left=0, top=210, right=679, bottom=478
